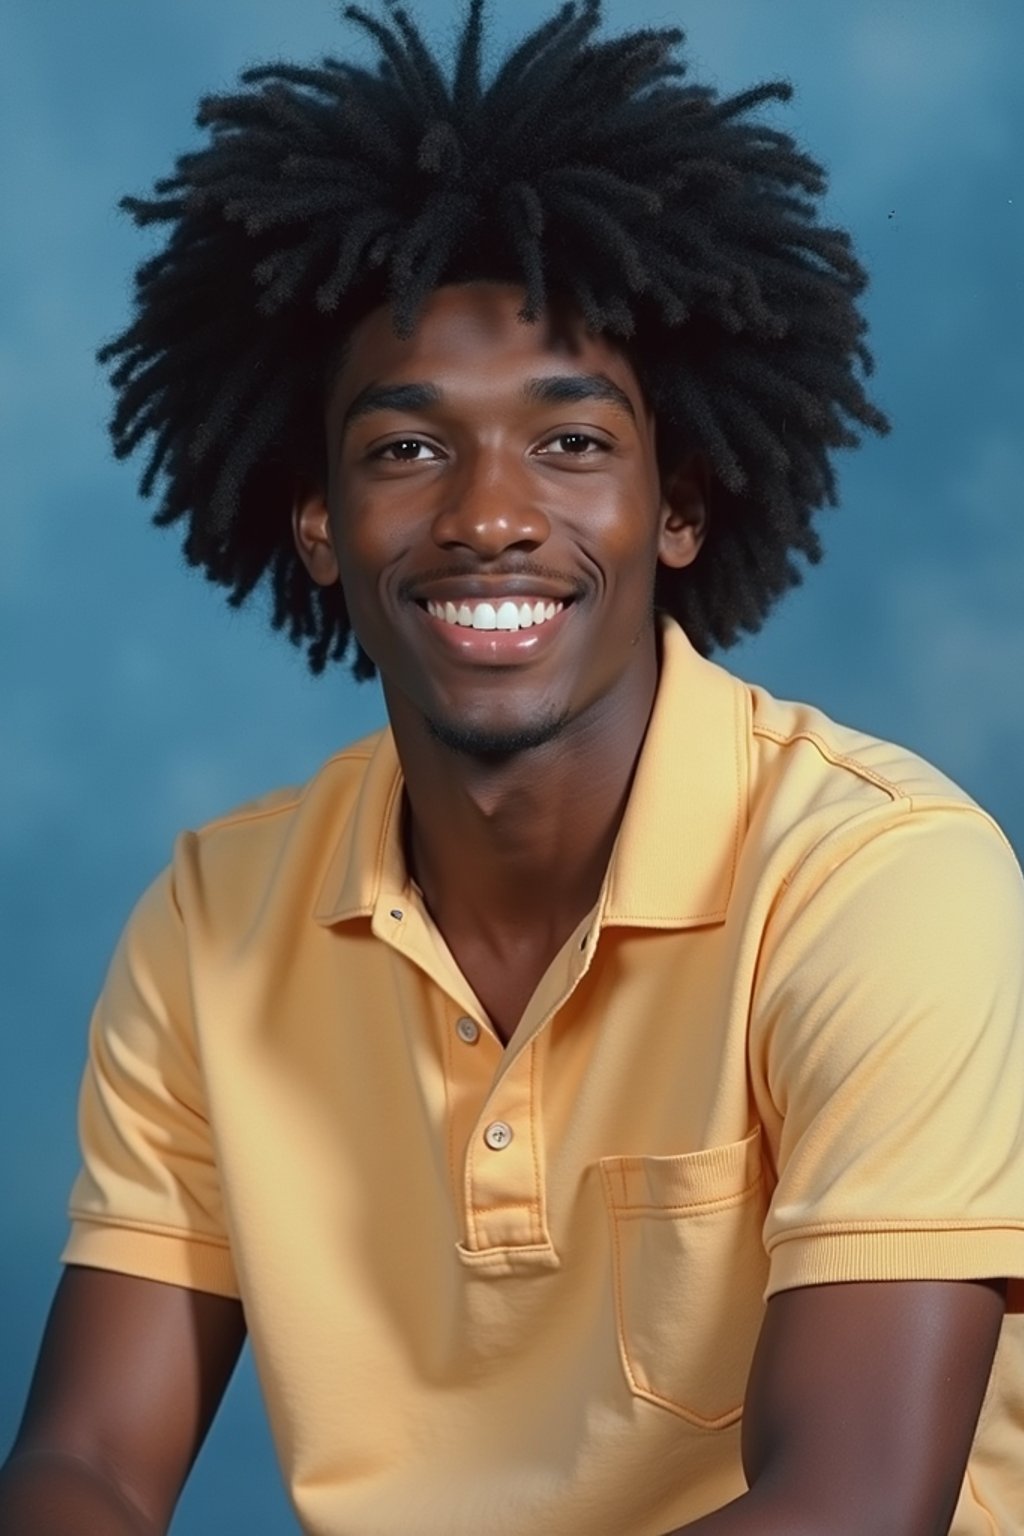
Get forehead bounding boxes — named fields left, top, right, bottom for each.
left=328, top=282, right=645, bottom=411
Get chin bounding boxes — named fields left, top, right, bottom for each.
left=425, top=708, right=570, bottom=760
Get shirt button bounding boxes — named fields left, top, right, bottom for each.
left=456, top=1016, right=480, bottom=1044
left=483, top=1120, right=514, bottom=1151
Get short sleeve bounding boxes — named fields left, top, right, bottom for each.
left=62, top=848, right=239, bottom=1297
left=754, top=805, right=1024, bottom=1300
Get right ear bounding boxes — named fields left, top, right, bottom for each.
left=292, top=487, right=340, bottom=588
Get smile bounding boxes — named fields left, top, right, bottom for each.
left=423, top=598, right=566, bottom=633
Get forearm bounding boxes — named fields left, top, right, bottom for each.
left=663, top=1479, right=917, bottom=1536
left=663, top=1485, right=856, bottom=1536
left=664, top=1492, right=768, bottom=1535
left=663, top=1497, right=765, bottom=1536
left=0, top=1449, right=161, bottom=1536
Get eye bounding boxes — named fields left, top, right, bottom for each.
left=371, top=438, right=441, bottom=462
left=537, top=432, right=608, bottom=457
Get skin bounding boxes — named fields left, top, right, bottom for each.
left=0, top=283, right=1007, bottom=1534
left=0, top=1268, right=245, bottom=1534
left=294, top=283, right=706, bottom=1040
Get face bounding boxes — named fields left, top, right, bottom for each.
left=294, top=283, right=705, bottom=757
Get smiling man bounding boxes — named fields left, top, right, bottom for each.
left=2, top=4, right=1023, bottom=1534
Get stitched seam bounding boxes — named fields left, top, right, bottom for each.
left=67, top=1213, right=231, bottom=1248
left=751, top=724, right=906, bottom=799
left=629, top=1383, right=744, bottom=1430
left=729, top=684, right=744, bottom=900
left=767, top=1218, right=1024, bottom=1246
left=472, top=1201, right=544, bottom=1215
left=776, top=806, right=917, bottom=895
left=601, top=1163, right=749, bottom=1431
left=610, top=1178, right=762, bottom=1218
left=192, top=747, right=376, bottom=838
left=602, top=1165, right=638, bottom=1397
left=528, top=1040, right=542, bottom=1244
left=457, top=1240, right=554, bottom=1255
left=373, top=768, right=404, bottom=897
left=605, top=903, right=727, bottom=923
left=466, top=1139, right=481, bottom=1249
left=607, top=909, right=727, bottom=924
left=443, top=1011, right=458, bottom=1230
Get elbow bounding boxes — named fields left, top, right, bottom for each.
left=0, top=1446, right=164, bottom=1536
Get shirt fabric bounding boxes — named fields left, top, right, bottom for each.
left=64, top=617, right=1024, bottom=1534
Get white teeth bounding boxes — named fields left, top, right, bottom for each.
left=425, top=598, right=565, bottom=632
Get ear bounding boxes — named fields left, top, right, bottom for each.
left=657, top=451, right=709, bottom=571
left=292, top=486, right=340, bottom=588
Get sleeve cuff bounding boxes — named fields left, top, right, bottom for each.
left=62, top=1218, right=240, bottom=1299
left=766, top=1224, right=1024, bottom=1300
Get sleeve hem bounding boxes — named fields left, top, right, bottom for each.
left=766, top=1227, right=1024, bottom=1300
left=62, top=1219, right=240, bottom=1299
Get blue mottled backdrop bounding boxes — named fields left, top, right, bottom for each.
left=1, top=1, right=1021, bottom=1529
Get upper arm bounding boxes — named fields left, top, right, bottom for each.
left=740, top=810, right=1022, bottom=1529
left=7, top=1264, right=246, bottom=1531
left=741, top=1278, right=1006, bottom=1536
left=755, top=809, right=1024, bottom=1290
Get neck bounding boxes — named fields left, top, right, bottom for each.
left=386, top=647, right=660, bottom=948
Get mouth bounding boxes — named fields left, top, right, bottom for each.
left=420, top=596, right=567, bottom=633
left=412, top=592, right=575, bottom=662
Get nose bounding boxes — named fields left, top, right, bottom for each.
left=430, top=449, right=550, bottom=557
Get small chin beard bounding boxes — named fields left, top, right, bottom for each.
left=425, top=709, right=570, bottom=760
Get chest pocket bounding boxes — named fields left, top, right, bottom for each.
left=599, top=1127, right=768, bottom=1429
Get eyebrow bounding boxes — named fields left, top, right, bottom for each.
left=523, top=373, right=636, bottom=420
left=341, top=371, right=636, bottom=433
left=342, top=382, right=443, bottom=431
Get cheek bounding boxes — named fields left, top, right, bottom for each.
left=328, top=519, right=376, bottom=626
left=576, top=491, right=664, bottom=578
left=329, top=493, right=383, bottom=581
left=334, top=480, right=422, bottom=563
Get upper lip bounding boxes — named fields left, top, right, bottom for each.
left=406, top=577, right=579, bottom=604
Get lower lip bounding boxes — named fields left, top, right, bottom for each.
left=414, top=603, right=573, bottom=663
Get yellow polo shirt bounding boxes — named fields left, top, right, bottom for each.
left=64, top=618, right=1024, bottom=1534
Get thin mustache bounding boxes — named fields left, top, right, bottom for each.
left=397, top=563, right=587, bottom=601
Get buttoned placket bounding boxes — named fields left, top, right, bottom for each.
left=376, top=887, right=604, bottom=1275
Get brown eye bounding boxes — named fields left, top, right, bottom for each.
left=538, top=432, right=606, bottom=457
left=377, top=439, right=434, bottom=461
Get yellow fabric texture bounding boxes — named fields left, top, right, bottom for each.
left=64, top=619, right=1024, bottom=1535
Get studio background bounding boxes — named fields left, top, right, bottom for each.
left=1, top=1, right=1021, bottom=1529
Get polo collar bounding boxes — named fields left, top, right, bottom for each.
left=600, top=617, right=750, bottom=928
left=312, top=728, right=406, bottom=924
left=313, top=617, right=750, bottom=931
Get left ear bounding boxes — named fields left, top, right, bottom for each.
left=657, top=452, right=709, bottom=571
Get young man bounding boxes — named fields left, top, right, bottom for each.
left=2, top=3, right=1022, bottom=1532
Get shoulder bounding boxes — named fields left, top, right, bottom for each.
left=161, top=728, right=388, bottom=935
left=188, top=728, right=381, bottom=841
left=749, top=685, right=982, bottom=812
left=736, top=687, right=1023, bottom=1017
left=742, top=682, right=1017, bottom=881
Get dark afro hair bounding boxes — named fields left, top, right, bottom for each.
left=101, top=0, right=889, bottom=678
